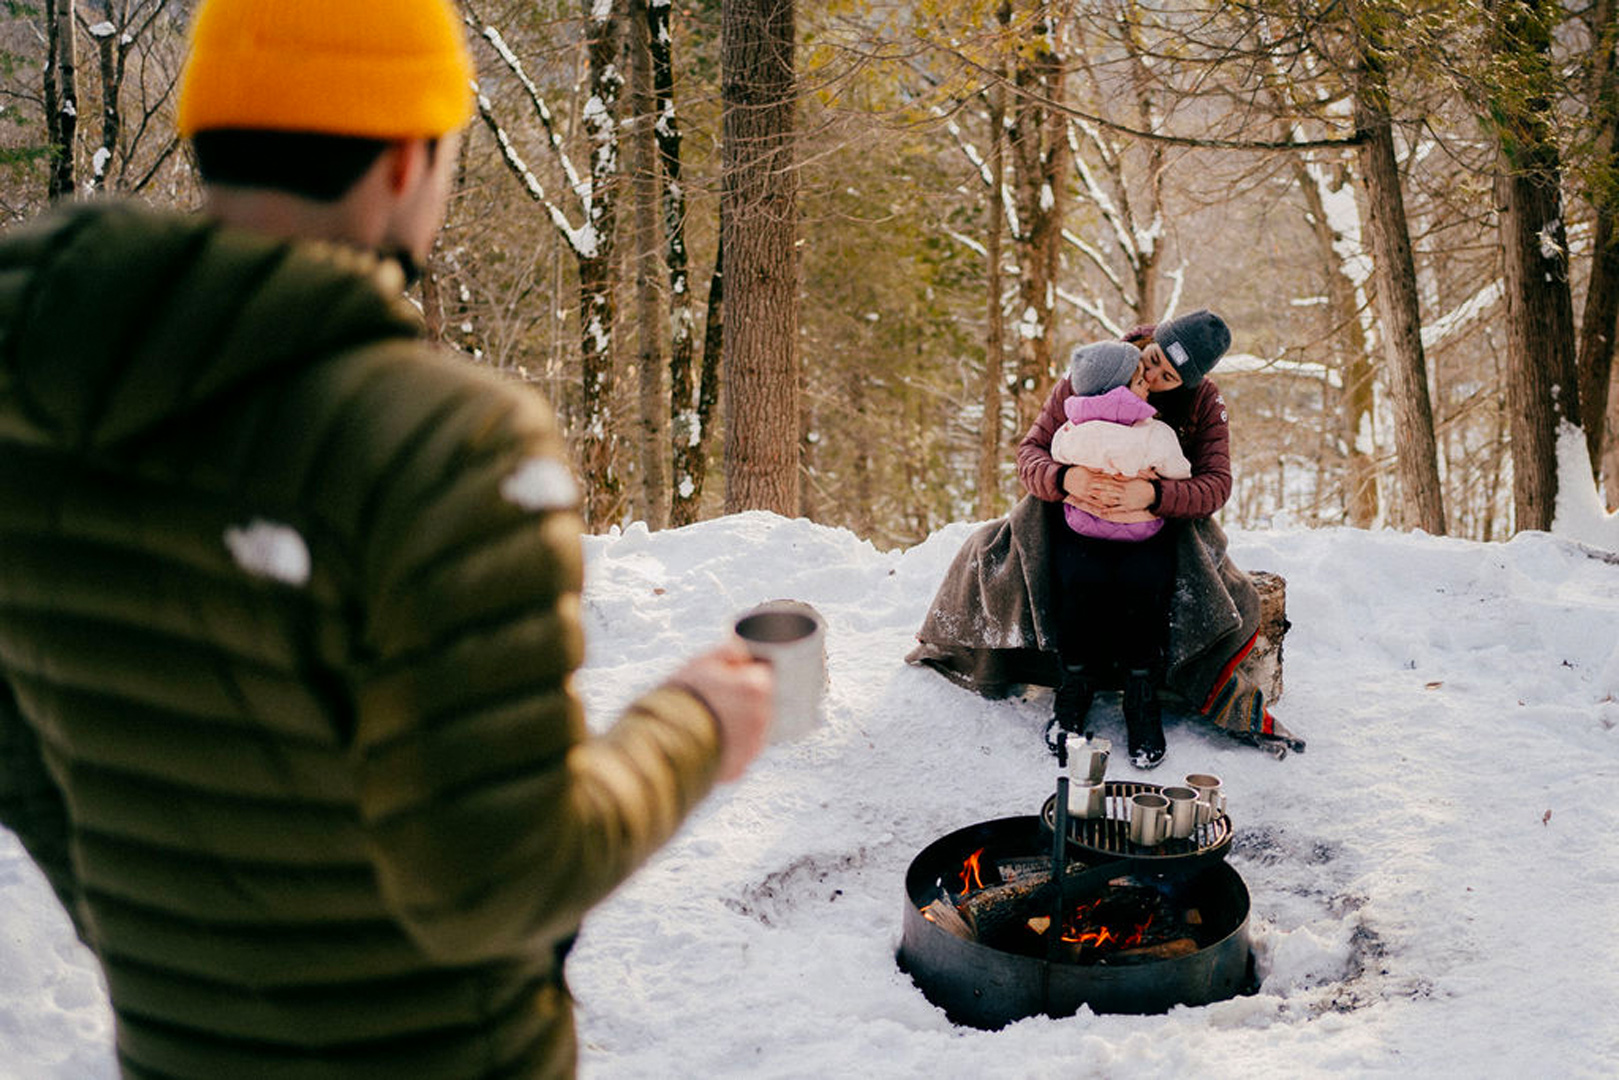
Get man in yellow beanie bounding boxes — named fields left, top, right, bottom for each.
left=0, top=2, right=774, bottom=1078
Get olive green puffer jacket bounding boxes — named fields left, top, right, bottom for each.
left=0, top=203, right=721, bottom=1079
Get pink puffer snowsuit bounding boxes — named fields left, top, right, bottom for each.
left=1049, top=385, right=1192, bottom=541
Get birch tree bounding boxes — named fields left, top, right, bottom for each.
left=468, top=1, right=626, bottom=529
left=647, top=0, right=721, bottom=528
left=81, top=1, right=182, bottom=195
left=43, top=0, right=78, bottom=201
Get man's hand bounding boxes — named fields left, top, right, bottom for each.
left=666, top=643, right=774, bottom=783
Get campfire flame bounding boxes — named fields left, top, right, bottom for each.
left=1059, top=899, right=1156, bottom=954
left=958, top=848, right=985, bottom=894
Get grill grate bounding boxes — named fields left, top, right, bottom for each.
left=1041, top=780, right=1233, bottom=865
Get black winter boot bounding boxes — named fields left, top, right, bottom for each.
left=1044, top=665, right=1096, bottom=755
left=1123, top=668, right=1166, bottom=769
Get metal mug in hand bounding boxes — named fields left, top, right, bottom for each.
left=1184, top=773, right=1226, bottom=825
left=733, top=599, right=827, bottom=743
left=1162, top=785, right=1201, bottom=840
left=1068, top=778, right=1107, bottom=820
left=1070, top=735, right=1110, bottom=783
left=1128, top=792, right=1171, bottom=847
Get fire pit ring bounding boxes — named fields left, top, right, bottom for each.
left=898, top=815, right=1253, bottom=1029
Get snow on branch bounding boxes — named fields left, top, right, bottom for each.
left=1055, top=287, right=1124, bottom=338
left=1060, top=228, right=1126, bottom=295
left=473, top=89, right=590, bottom=255
left=471, top=16, right=589, bottom=204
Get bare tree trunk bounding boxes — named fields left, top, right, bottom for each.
left=976, top=37, right=1008, bottom=521
left=44, top=0, right=77, bottom=202
left=1007, top=2, right=1070, bottom=436
left=1293, top=156, right=1380, bottom=527
left=578, top=3, right=625, bottom=530
left=721, top=0, right=799, bottom=515
left=1351, top=15, right=1446, bottom=534
left=650, top=0, right=714, bottom=527
left=87, top=4, right=121, bottom=191
left=627, top=0, right=668, bottom=529
left=1577, top=0, right=1619, bottom=496
left=1580, top=188, right=1619, bottom=498
left=1490, top=0, right=1582, bottom=533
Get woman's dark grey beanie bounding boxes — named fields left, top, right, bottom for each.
left=1154, top=309, right=1231, bottom=387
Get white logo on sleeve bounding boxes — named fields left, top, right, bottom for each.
left=224, top=519, right=311, bottom=586
left=501, top=458, right=579, bottom=512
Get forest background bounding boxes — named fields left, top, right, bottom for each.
left=2, top=0, right=1616, bottom=550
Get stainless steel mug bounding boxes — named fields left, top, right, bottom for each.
left=1184, top=773, right=1226, bottom=824
left=733, top=600, right=827, bottom=742
left=1128, top=792, right=1171, bottom=847
left=1162, top=785, right=1201, bottom=840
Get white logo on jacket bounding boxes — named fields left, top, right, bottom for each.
left=224, top=519, right=311, bottom=586
left=501, top=458, right=579, bottom=512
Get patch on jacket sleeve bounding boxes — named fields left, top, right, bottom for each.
left=500, top=458, right=579, bottom=512
left=224, top=519, right=312, bottom=586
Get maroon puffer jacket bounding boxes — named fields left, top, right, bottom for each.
left=1017, top=376, right=1232, bottom=519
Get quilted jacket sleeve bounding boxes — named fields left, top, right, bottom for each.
left=0, top=674, right=85, bottom=941
left=344, top=353, right=721, bottom=964
left=1016, top=379, right=1075, bottom=501
left=1155, top=380, right=1231, bottom=519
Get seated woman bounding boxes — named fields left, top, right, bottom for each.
left=906, top=309, right=1304, bottom=765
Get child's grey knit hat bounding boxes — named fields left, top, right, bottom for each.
left=1067, top=340, right=1142, bottom=396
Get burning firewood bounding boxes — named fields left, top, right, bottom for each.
left=956, top=864, right=1119, bottom=942
left=1111, top=936, right=1199, bottom=962
left=920, top=898, right=973, bottom=940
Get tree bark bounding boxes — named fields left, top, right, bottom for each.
left=578, top=1, right=625, bottom=530
left=721, top=0, right=799, bottom=515
left=628, top=0, right=669, bottom=529
left=1577, top=0, right=1619, bottom=500
left=88, top=3, right=121, bottom=191
left=1007, top=2, right=1070, bottom=437
left=1293, top=155, right=1379, bottom=527
left=1489, top=0, right=1582, bottom=533
left=1350, top=15, right=1446, bottom=534
left=651, top=0, right=714, bottom=528
left=44, top=0, right=77, bottom=202
left=976, top=31, right=1008, bottom=522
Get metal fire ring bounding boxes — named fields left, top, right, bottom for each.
left=1040, top=781, right=1233, bottom=868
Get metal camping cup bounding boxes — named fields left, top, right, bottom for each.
left=1068, top=779, right=1107, bottom=820
left=1070, top=736, right=1111, bottom=783
left=1128, top=792, right=1171, bottom=847
left=1185, top=773, right=1226, bottom=825
left=733, top=600, right=827, bottom=742
left=1162, top=786, right=1201, bottom=840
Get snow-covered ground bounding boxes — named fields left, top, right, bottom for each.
left=4, top=503, right=1618, bottom=1078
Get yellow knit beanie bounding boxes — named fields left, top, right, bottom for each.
left=177, top=0, right=475, bottom=139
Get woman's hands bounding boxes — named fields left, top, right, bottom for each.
left=1063, top=465, right=1158, bottom=517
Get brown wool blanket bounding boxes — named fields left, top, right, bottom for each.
left=905, top=495, right=1270, bottom=734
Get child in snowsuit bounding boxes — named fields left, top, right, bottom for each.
left=1050, top=343, right=1192, bottom=541
left=1046, top=341, right=1190, bottom=767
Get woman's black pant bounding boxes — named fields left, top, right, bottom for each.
left=1045, top=500, right=1177, bottom=674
